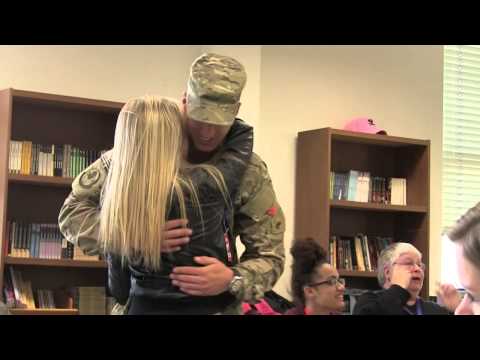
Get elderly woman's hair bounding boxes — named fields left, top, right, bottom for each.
left=447, top=203, right=480, bottom=270
left=377, top=242, right=421, bottom=287
left=290, top=238, right=328, bottom=307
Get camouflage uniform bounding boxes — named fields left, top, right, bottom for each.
left=58, top=53, right=285, bottom=314
left=58, top=150, right=285, bottom=314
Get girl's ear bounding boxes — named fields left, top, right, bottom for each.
left=303, top=286, right=314, bottom=300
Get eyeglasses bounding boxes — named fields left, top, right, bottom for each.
left=392, top=261, right=425, bottom=271
left=465, top=292, right=480, bottom=304
left=309, top=277, right=346, bottom=288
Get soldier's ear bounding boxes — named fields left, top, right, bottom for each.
left=234, top=102, right=241, bottom=116
left=181, top=93, right=188, bottom=115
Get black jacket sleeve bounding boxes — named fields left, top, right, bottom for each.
left=107, top=252, right=131, bottom=305
left=422, top=301, right=452, bottom=315
left=353, top=285, right=410, bottom=315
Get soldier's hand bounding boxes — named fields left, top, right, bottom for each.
left=170, top=256, right=234, bottom=296
left=162, top=219, right=191, bottom=253
left=390, top=264, right=413, bottom=290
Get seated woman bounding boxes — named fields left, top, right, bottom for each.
left=353, top=242, right=450, bottom=315
left=285, top=238, right=346, bottom=315
left=101, top=95, right=253, bottom=315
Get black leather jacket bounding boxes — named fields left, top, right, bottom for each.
left=353, top=285, right=451, bottom=315
left=108, top=119, right=253, bottom=314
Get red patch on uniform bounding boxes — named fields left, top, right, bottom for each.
left=266, top=207, right=277, bottom=217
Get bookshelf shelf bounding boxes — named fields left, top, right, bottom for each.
left=330, top=129, right=430, bottom=147
left=8, top=174, right=73, bottom=188
left=330, top=200, right=428, bottom=213
left=338, top=270, right=377, bottom=278
left=9, top=308, right=79, bottom=315
left=4, top=256, right=107, bottom=268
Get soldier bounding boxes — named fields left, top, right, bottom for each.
left=58, top=53, right=286, bottom=314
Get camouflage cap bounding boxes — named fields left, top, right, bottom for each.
left=186, top=53, right=247, bottom=126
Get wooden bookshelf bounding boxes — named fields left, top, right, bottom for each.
left=0, top=88, right=123, bottom=313
left=4, top=256, right=107, bottom=268
left=9, top=308, right=79, bottom=315
left=295, top=127, right=430, bottom=297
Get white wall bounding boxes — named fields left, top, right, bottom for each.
left=257, top=45, right=443, bottom=298
left=0, top=45, right=202, bottom=101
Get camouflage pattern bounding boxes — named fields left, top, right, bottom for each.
left=58, top=152, right=111, bottom=256
left=187, top=53, right=247, bottom=126
left=230, top=153, right=286, bottom=304
left=58, top=153, right=285, bottom=315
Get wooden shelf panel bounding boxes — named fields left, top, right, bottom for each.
left=330, top=200, right=428, bottom=213
left=330, top=128, right=430, bottom=147
left=9, top=308, right=79, bottom=315
left=4, top=256, right=107, bottom=269
left=8, top=174, right=73, bottom=188
left=338, top=270, right=377, bottom=278
left=11, top=88, right=123, bottom=113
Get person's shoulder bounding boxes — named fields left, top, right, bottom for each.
left=422, top=300, right=451, bottom=315
left=239, top=152, right=271, bottom=194
left=353, top=289, right=387, bottom=307
left=71, top=148, right=112, bottom=198
left=357, top=289, right=382, bottom=300
left=248, top=152, right=267, bottom=169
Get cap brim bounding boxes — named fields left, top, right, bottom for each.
left=187, top=104, right=236, bottom=126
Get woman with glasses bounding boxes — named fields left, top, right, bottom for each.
left=446, top=203, right=480, bottom=315
left=285, top=238, right=346, bottom=315
left=353, top=242, right=450, bottom=315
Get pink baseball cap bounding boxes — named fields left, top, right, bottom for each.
left=343, top=117, right=387, bottom=135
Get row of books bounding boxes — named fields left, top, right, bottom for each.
left=4, top=221, right=100, bottom=261
left=328, top=234, right=395, bottom=272
left=8, top=140, right=107, bottom=178
left=330, top=170, right=407, bottom=205
left=3, top=269, right=111, bottom=314
left=4, top=268, right=35, bottom=309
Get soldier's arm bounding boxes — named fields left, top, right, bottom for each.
left=58, top=152, right=111, bottom=255
left=58, top=151, right=192, bottom=255
left=232, top=154, right=286, bottom=303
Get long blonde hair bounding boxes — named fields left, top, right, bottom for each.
left=99, top=95, right=229, bottom=271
